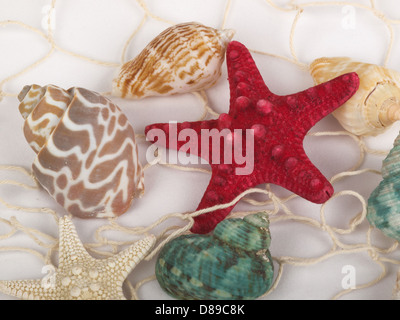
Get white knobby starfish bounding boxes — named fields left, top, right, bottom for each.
left=0, top=216, right=155, bottom=300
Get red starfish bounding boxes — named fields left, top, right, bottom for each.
left=145, top=41, right=359, bottom=234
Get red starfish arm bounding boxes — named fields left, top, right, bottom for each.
left=268, top=149, right=334, bottom=204
left=191, top=165, right=258, bottom=234
left=283, top=72, right=359, bottom=134
left=226, top=41, right=273, bottom=104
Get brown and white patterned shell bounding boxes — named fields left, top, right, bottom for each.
left=18, top=84, right=144, bottom=218
left=310, top=57, right=400, bottom=136
left=112, top=22, right=235, bottom=99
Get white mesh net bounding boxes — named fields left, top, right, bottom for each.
left=0, top=0, right=400, bottom=300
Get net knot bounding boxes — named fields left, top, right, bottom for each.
left=369, top=249, right=380, bottom=261
left=288, top=3, right=302, bottom=11
left=373, top=10, right=387, bottom=21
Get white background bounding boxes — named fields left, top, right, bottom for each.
left=0, top=0, right=400, bottom=300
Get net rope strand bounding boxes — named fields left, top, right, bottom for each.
left=0, top=0, right=400, bottom=300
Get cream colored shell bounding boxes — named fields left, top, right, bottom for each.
left=310, top=57, right=400, bottom=136
left=112, top=22, right=235, bottom=99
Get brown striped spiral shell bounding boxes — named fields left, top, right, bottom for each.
left=18, top=84, right=144, bottom=218
left=112, top=22, right=235, bottom=99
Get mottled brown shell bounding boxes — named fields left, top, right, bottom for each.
left=18, top=84, right=144, bottom=218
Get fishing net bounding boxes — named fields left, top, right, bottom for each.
left=0, top=0, right=400, bottom=300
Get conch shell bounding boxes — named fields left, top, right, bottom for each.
left=112, top=22, right=235, bottom=99
left=310, top=57, right=400, bottom=136
left=18, top=84, right=144, bottom=218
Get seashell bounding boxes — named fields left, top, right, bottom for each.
left=310, top=57, right=400, bottom=136
left=112, top=22, right=235, bottom=99
left=393, top=269, right=400, bottom=300
left=367, top=131, right=400, bottom=241
left=18, top=84, right=144, bottom=218
left=155, top=212, right=274, bottom=300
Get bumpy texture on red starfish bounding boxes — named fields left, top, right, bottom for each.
left=145, top=41, right=359, bottom=234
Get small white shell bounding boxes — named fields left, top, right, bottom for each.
left=112, top=22, right=235, bottom=99
left=18, top=84, right=144, bottom=218
left=310, top=57, right=400, bottom=136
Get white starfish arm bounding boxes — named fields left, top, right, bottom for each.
left=0, top=279, right=57, bottom=300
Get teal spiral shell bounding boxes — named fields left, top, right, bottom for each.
left=367, top=133, right=400, bottom=241
left=155, top=212, right=274, bottom=300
